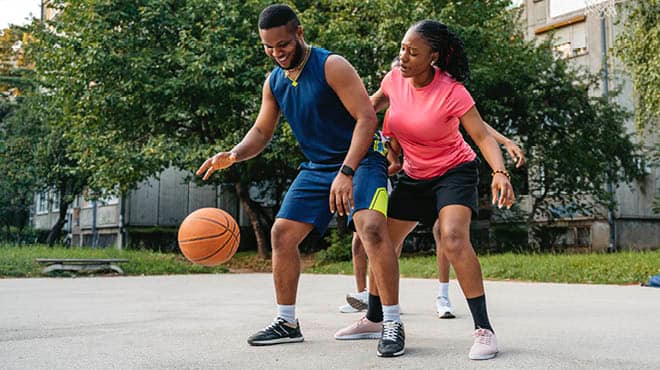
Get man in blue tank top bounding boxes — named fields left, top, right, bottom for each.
left=196, top=4, right=404, bottom=358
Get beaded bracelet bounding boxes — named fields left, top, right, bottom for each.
left=492, top=169, right=510, bottom=179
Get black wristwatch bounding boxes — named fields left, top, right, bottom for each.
left=340, top=164, right=355, bottom=177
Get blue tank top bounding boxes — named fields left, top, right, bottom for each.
left=269, top=47, right=356, bottom=166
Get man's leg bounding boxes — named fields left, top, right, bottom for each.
left=353, top=210, right=406, bottom=357
left=363, top=218, right=415, bottom=321
left=434, top=220, right=455, bottom=319
left=247, top=218, right=313, bottom=346
left=437, top=205, right=497, bottom=360
left=271, top=218, right=314, bottom=306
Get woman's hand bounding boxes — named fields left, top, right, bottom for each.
left=503, top=140, right=525, bottom=168
left=491, top=172, right=515, bottom=209
left=388, top=160, right=402, bottom=176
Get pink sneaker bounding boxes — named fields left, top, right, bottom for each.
left=468, top=328, right=498, bottom=360
left=334, top=316, right=382, bottom=340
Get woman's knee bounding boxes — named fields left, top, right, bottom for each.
left=440, top=227, right=469, bottom=255
left=432, top=221, right=442, bottom=240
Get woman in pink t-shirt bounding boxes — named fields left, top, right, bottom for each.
left=351, top=20, right=514, bottom=360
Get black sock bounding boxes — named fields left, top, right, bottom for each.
left=466, top=295, right=494, bottom=332
left=365, top=294, right=383, bottom=323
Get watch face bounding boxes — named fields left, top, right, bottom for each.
left=341, top=165, right=355, bottom=176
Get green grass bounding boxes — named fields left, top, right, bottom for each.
left=3, top=243, right=659, bottom=284
left=0, top=244, right=228, bottom=277
left=307, top=250, right=660, bottom=285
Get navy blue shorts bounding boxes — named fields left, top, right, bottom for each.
left=277, top=151, right=388, bottom=235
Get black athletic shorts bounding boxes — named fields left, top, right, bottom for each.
left=388, top=158, right=480, bottom=226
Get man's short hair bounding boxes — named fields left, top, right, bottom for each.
left=258, top=4, right=300, bottom=30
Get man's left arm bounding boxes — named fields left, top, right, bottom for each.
left=325, top=54, right=378, bottom=216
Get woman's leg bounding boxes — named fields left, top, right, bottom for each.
left=352, top=232, right=368, bottom=293
left=437, top=205, right=497, bottom=360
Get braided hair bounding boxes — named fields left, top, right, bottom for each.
left=410, top=20, right=470, bottom=82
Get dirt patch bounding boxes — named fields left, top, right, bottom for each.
left=226, top=253, right=317, bottom=273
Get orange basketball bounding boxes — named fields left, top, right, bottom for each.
left=177, top=208, right=240, bottom=266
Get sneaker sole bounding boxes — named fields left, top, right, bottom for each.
left=469, top=351, right=498, bottom=360
left=335, top=332, right=381, bottom=340
left=247, top=336, right=304, bottom=346
left=438, top=311, right=456, bottom=319
left=339, top=306, right=363, bottom=313
left=377, top=348, right=405, bottom=357
left=346, top=296, right=368, bottom=310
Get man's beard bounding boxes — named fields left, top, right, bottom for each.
left=274, top=40, right=304, bottom=70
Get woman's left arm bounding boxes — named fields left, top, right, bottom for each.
left=460, top=107, right=515, bottom=209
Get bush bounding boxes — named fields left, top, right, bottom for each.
left=489, top=223, right=529, bottom=253
left=317, top=228, right=352, bottom=263
left=0, top=227, right=51, bottom=245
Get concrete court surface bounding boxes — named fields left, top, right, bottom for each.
left=1, top=273, right=659, bottom=370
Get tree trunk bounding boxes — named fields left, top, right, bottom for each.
left=234, top=181, right=270, bottom=260
left=46, top=190, right=69, bottom=246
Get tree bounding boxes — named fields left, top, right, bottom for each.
left=614, top=0, right=659, bottom=213
left=1, top=26, right=40, bottom=239
left=1, top=23, right=89, bottom=245
left=614, top=0, right=659, bottom=132
left=29, top=0, right=645, bottom=253
left=0, top=96, right=41, bottom=239
left=30, top=0, right=302, bottom=256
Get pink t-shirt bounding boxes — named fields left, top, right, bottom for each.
left=381, top=67, right=477, bottom=180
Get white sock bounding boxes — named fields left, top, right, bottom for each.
left=438, top=282, right=449, bottom=299
left=277, top=304, right=296, bottom=324
left=382, top=304, right=401, bottom=323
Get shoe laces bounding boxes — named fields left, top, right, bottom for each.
left=473, top=328, right=493, bottom=345
left=437, top=296, right=451, bottom=307
left=264, top=317, right=287, bottom=332
left=382, top=321, right=401, bottom=342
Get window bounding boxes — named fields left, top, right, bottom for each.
left=36, top=191, right=49, bottom=214
left=551, top=21, right=588, bottom=59
left=51, top=191, right=60, bottom=212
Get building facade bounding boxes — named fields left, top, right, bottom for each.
left=522, top=0, right=659, bottom=250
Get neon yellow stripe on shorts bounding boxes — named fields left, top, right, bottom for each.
left=368, top=187, right=388, bottom=217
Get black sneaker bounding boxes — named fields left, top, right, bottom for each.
left=247, top=317, right=304, bottom=346
left=377, top=321, right=405, bottom=357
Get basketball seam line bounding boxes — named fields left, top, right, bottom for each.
left=194, top=216, right=229, bottom=228
left=193, top=233, right=239, bottom=263
left=179, top=230, right=230, bottom=243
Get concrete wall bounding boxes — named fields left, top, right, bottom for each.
left=616, top=219, right=660, bottom=251
left=61, top=168, right=245, bottom=248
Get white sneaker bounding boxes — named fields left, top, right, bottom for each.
left=469, top=328, right=498, bottom=360
left=346, top=290, right=369, bottom=311
left=436, top=296, right=455, bottom=319
left=339, top=303, right=362, bottom=313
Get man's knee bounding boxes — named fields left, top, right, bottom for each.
left=357, top=222, right=386, bottom=246
left=271, top=221, right=300, bottom=252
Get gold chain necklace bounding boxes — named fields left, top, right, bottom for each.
left=284, top=44, right=312, bottom=87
